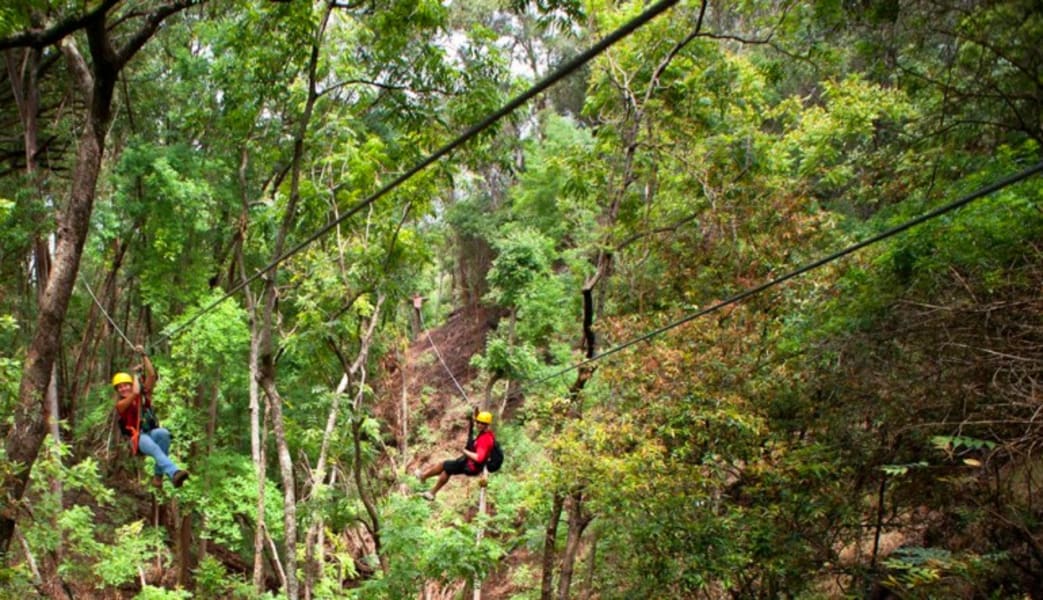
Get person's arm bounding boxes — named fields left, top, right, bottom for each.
left=115, top=391, right=136, bottom=413
left=137, top=345, right=157, bottom=393
left=464, top=432, right=492, bottom=463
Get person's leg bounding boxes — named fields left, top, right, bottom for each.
left=137, top=432, right=179, bottom=479
left=419, top=462, right=444, bottom=481
left=429, top=472, right=451, bottom=497
left=147, top=428, right=173, bottom=476
left=427, top=457, right=466, bottom=498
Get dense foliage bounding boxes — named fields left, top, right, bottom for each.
left=1, top=0, right=1040, bottom=598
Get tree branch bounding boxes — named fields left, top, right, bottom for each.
left=114, top=0, right=202, bottom=68
left=0, top=0, right=120, bottom=50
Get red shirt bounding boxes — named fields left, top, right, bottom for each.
left=115, top=372, right=155, bottom=452
left=469, top=430, right=495, bottom=472
left=116, top=394, right=141, bottom=431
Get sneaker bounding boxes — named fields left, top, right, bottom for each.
left=151, top=475, right=164, bottom=489
left=413, top=468, right=424, bottom=480
left=420, top=491, right=435, bottom=501
left=172, top=470, right=190, bottom=488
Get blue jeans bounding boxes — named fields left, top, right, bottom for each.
left=137, top=428, right=180, bottom=479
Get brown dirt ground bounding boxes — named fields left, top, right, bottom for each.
left=375, top=303, right=504, bottom=473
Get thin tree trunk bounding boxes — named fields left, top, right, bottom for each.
left=265, top=523, right=288, bottom=591
left=253, top=8, right=332, bottom=596
left=304, top=293, right=383, bottom=590
left=45, top=363, right=63, bottom=541
left=553, top=370, right=594, bottom=600
left=545, top=289, right=597, bottom=599
left=399, top=348, right=409, bottom=467
left=351, top=378, right=386, bottom=573
left=343, top=303, right=386, bottom=571
left=260, top=375, right=298, bottom=599
left=473, top=476, right=488, bottom=600
left=303, top=374, right=348, bottom=598
left=540, top=493, right=564, bottom=600
left=580, top=527, right=597, bottom=600
left=870, top=476, right=887, bottom=568
left=199, top=378, right=220, bottom=564
left=540, top=33, right=681, bottom=581
left=176, top=510, right=193, bottom=588
left=495, top=310, right=518, bottom=419
left=15, top=528, right=41, bottom=585
left=249, top=325, right=268, bottom=592
left=557, top=492, right=592, bottom=600
left=5, top=47, right=40, bottom=180
left=235, top=143, right=270, bottom=595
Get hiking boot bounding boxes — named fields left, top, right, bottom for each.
left=151, top=475, right=164, bottom=489
left=172, top=470, right=190, bottom=488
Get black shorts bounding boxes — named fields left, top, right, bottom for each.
left=442, top=456, right=480, bottom=476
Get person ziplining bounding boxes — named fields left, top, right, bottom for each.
left=416, top=409, right=499, bottom=501
left=112, top=346, right=189, bottom=489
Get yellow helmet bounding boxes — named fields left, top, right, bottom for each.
left=111, top=372, right=134, bottom=388
left=475, top=411, right=493, bottom=424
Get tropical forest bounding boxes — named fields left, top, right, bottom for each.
left=0, top=0, right=1041, bottom=598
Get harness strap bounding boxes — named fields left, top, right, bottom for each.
left=128, top=393, right=142, bottom=455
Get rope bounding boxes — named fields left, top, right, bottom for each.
left=82, top=275, right=155, bottom=455
left=418, top=309, right=472, bottom=404
left=80, top=277, right=136, bottom=348
left=149, top=0, right=680, bottom=349
left=531, top=160, right=1043, bottom=386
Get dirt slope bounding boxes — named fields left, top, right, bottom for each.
left=375, top=303, right=502, bottom=472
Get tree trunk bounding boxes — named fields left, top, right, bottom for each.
left=260, top=374, right=299, bottom=599
left=5, top=48, right=40, bottom=178
left=557, top=492, right=592, bottom=600
left=235, top=142, right=270, bottom=595
left=0, top=34, right=114, bottom=558
left=305, top=294, right=384, bottom=589
left=540, top=21, right=686, bottom=596
left=540, top=493, right=564, bottom=600
left=344, top=297, right=388, bottom=570
left=580, top=527, right=597, bottom=600
left=303, top=374, right=348, bottom=598
left=543, top=291, right=597, bottom=598
left=351, top=406, right=386, bottom=573
left=176, top=509, right=193, bottom=588
left=198, top=378, right=220, bottom=565
left=249, top=323, right=268, bottom=592
left=6, top=46, right=69, bottom=594
left=399, top=348, right=409, bottom=466
left=0, top=0, right=199, bottom=557
left=473, top=480, right=488, bottom=600
left=251, top=7, right=332, bottom=595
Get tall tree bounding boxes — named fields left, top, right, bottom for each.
left=0, top=0, right=199, bottom=557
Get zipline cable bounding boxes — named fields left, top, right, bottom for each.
left=531, top=160, right=1043, bottom=386
left=150, top=0, right=681, bottom=349
left=419, top=310, right=472, bottom=405
left=80, top=278, right=136, bottom=349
